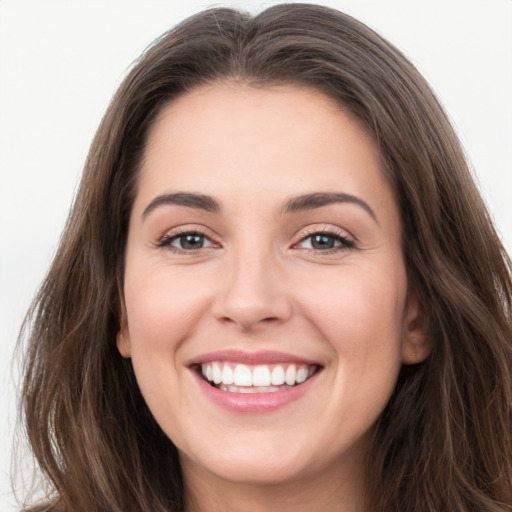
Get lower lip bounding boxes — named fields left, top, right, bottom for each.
left=193, top=370, right=320, bottom=413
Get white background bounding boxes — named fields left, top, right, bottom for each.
left=1, top=0, right=511, bottom=509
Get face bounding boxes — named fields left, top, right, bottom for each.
left=118, top=84, right=428, bottom=492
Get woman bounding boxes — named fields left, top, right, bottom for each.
left=18, top=4, right=512, bottom=511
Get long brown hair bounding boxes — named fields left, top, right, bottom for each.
left=18, top=4, right=512, bottom=511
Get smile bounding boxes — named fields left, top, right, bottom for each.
left=199, top=362, right=318, bottom=393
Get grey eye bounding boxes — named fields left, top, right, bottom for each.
left=171, top=233, right=211, bottom=250
left=310, top=234, right=336, bottom=250
left=299, top=234, right=343, bottom=250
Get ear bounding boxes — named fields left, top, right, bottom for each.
left=401, top=292, right=432, bottom=365
left=116, top=295, right=132, bottom=359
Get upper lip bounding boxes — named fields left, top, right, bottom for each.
left=187, top=349, right=321, bottom=367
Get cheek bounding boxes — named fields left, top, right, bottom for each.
left=123, top=263, right=214, bottom=354
left=295, top=264, right=407, bottom=363
left=122, top=264, right=213, bottom=433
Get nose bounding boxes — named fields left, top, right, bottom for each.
left=212, top=248, right=292, bottom=331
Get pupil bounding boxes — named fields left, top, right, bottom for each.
left=312, top=234, right=334, bottom=249
left=181, top=234, right=204, bottom=249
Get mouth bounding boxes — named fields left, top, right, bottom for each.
left=196, top=361, right=320, bottom=394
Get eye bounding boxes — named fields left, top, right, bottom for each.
left=296, top=230, right=355, bottom=252
left=158, top=231, right=217, bottom=252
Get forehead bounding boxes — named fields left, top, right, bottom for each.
left=134, top=83, right=397, bottom=226
left=146, top=83, right=372, bottom=154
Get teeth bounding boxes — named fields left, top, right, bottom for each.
left=199, top=361, right=317, bottom=390
left=252, top=365, right=271, bottom=387
left=219, top=384, right=291, bottom=393
left=296, top=367, right=308, bottom=384
left=222, top=364, right=234, bottom=385
left=285, top=365, right=296, bottom=385
left=212, top=362, right=222, bottom=384
left=271, top=365, right=285, bottom=385
left=234, top=364, right=252, bottom=386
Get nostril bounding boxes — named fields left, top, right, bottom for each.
left=211, top=270, right=293, bottom=329
left=216, top=309, right=286, bottom=330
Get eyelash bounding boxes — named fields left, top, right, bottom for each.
left=156, top=227, right=356, bottom=255
left=157, top=228, right=218, bottom=254
left=294, top=228, right=355, bottom=255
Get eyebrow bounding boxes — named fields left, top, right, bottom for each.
left=142, top=190, right=377, bottom=223
left=142, top=192, right=221, bottom=218
left=282, top=192, right=378, bottom=223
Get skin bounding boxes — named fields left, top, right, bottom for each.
left=118, top=83, right=430, bottom=512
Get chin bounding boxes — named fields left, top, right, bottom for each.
left=180, top=436, right=317, bottom=486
